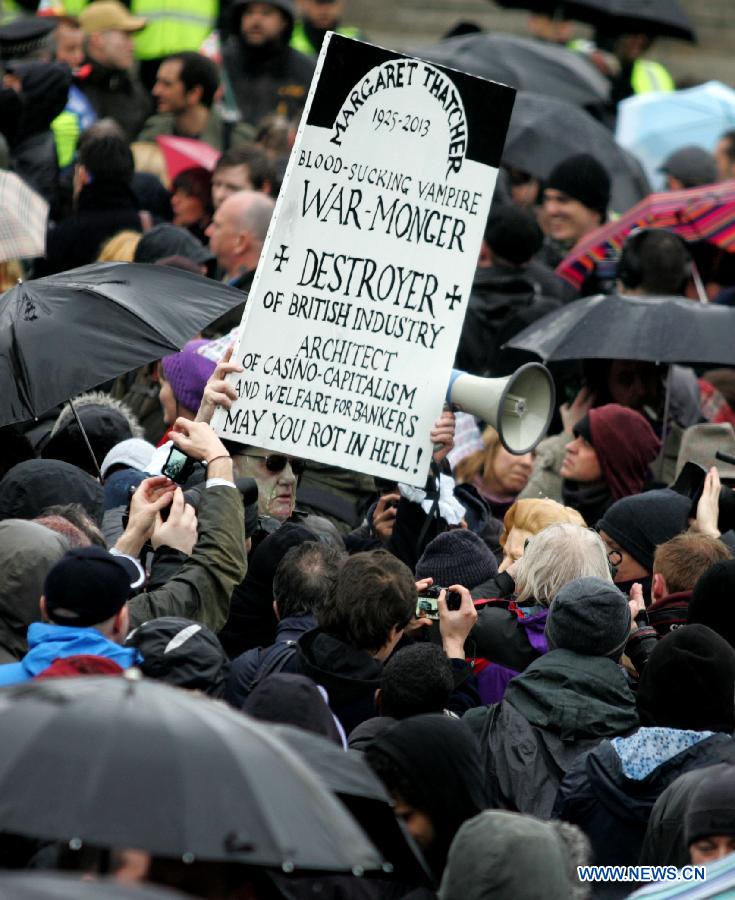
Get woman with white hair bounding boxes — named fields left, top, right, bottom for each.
left=470, top=523, right=612, bottom=706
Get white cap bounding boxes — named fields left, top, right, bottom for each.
left=100, top=438, right=156, bottom=480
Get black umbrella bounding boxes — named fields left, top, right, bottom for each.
left=493, top=0, right=696, bottom=43
left=0, top=873, right=184, bottom=899
left=493, top=0, right=559, bottom=11
left=561, top=0, right=695, bottom=43
left=416, top=33, right=609, bottom=108
left=0, top=262, right=245, bottom=428
left=504, top=294, right=735, bottom=366
left=503, top=91, right=650, bottom=212
left=0, top=676, right=383, bottom=873
left=270, top=724, right=435, bottom=887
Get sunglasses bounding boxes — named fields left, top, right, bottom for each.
left=240, top=453, right=306, bottom=476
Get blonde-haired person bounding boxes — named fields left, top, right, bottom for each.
left=470, top=523, right=612, bottom=705
left=498, top=498, right=585, bottom=574
left=454, top=426, right=534, bottom=531
left=97, top=230, right=142, bottom=262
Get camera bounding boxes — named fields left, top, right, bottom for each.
left=416, top=597, right=440, bottom=620
left=416, top=586, right=463, bottom=619
left=162, top=446, right=199, bottom=485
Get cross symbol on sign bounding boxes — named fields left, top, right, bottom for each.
left=273, top=244, right=290, bottom=272
left=445, top=284, right=462, bottom=310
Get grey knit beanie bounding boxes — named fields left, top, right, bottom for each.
left=545, top=576, right=631, bottom=659
left=415, top=529, right=498, bottom=590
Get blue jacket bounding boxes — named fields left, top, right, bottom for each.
left=0, top=623, right=140, bottom=686
left=225, top=615, right=316, bottom=708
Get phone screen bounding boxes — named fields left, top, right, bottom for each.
left=162, top=447, right=193, bottom=484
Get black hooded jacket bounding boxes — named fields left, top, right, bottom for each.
left=222, top=0, right=314, bottom=128
left=454, top=264, right=564, bottom=377
left=640, top=752, right=735, bottom=869
left=222, top=36, right=315, bottom=127
left=366, top=715, right=487, bottom=878
left=292, top=628, right=383, bottom=735
left=8, top=62, right=71, bottom=207
left=38, top=179, right=142, bottom=276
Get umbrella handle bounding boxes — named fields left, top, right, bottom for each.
left=68, top=399, right=104, bottom=482
left=691, top=260, right=708, bottom=304
left=656, top=368, right=672, bottom=481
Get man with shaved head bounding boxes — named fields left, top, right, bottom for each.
left=204, top=190, right=275, bottom=336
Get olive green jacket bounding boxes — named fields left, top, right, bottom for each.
left=128, top=484, right=246, bottom=634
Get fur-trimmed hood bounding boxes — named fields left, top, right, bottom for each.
left=43, top=393, right=143, bottom=477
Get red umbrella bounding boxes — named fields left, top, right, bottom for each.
left=557, top=180, right=735, bottom=290
left=155, top=135, right=221, bottom=182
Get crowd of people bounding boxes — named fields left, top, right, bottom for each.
left=1, top=0, right=735, bottom=897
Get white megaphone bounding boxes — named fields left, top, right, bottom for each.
left=446, top=363, right=555, bottom=454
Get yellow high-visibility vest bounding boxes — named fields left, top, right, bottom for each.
left=132, top=0, right=216, bottom=60
left=61, top=0, right=88, bottom=15
left=51, top=108, right=80, bottom=169
left=631, top=58, right=675, bottom=94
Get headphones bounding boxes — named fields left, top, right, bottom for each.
left=617, top=228, right=691, bottom=292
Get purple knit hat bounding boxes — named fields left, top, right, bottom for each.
left=161, top=339, right=217, bottom=414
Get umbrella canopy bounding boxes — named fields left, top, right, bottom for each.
left=0, top=262, right=245, bottom=426
left=0, top=873, right=184, bottom=899
left=416, top=33, right=609, bottom=108
left=503, top=91, right=650, bottom=212
left=504, top=293, right=735, bottom=366
left=493, top=0, right=694, bottom=41
left=156, top=135, right=221, bottom=182
left=556, top=181, right=735, bottom=290
left=271, top=725, right=434, bottom=886
left=616, top=82, right=735, bottom=188
left=0, top=676, right=383, bottom=872
left=559, top=0, right=696, bottom=43
left=0, top=171, right=49, bottom=262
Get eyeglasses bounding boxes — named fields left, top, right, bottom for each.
left=239, top=453, right=306, bottom=476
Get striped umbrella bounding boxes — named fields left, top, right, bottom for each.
left=556, top=180, right=735, bottom=290
left=0, top=171, right=49, bottom=263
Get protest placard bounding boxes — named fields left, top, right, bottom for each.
left=212, top=33, right=515, bottom=485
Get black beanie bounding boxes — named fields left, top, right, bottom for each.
left=546, top=153, right=611, bottom=219
left=597, top=489, right=691, bottom=572
left=415, top=529, right=498, bottom=590
left=484, top=206, right=543, bottom=265
left=688, top=560, right=735, bottom=648
left=545, top=576, right=631, bottom=659
left=685, top=763, right=735, bottom=847
left=636, top=624, right=735, bottom=733
left=44, top=547, right=131, bottom=627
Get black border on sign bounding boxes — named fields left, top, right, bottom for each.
left=306, top=33, right=516, bottom=170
